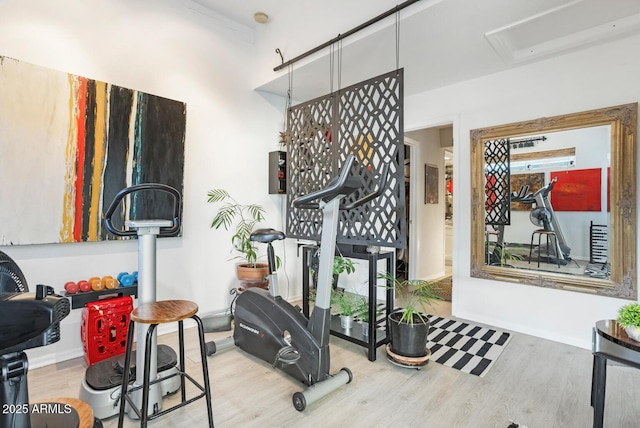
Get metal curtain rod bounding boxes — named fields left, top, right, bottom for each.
left=273, top=0, right=422, bottom=72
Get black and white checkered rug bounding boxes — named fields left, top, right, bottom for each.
left=426, top=315, right=511, bottom=377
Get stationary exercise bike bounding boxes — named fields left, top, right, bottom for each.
left=79, top=183, right=182, bottom=420
left=209, top=155, right=388, bottom=411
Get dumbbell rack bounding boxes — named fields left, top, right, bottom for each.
left=64, top=285, right=138, bottom=310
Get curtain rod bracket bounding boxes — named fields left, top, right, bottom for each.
left=275, top=48, right=284, bottom=65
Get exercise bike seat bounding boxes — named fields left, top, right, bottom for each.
left=250, top=228, right=285, bottom=244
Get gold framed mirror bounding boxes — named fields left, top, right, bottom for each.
left=470, top=103, right=637, bottom=299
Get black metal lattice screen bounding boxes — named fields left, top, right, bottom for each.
left=484, top=138, right=511, bottom=226
left=286, top=69, right=406, bottom=248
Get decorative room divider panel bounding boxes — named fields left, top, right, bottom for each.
left=484, top=138, right=511, bottom=226
left=286, top=69, right=406, bottom=248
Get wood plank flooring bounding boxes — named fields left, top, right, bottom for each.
left=28, top=301, right=640, bottom=427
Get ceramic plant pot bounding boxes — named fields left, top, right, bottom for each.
left=236, top=263, right=269, bottom=281
left=388, top=309, right=430, bottom=358
left=625, top=325, right=640, bottom=342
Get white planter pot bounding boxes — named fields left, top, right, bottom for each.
left=625, top=325, right=640, bottom=342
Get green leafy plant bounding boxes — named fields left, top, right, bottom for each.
left=617, top=303, right=640, bottom=328
left=354, top=295, right=379, bottom=322
left=491, top=243, right=525, bottom=267
left=378, top=272, right=443, bottom=325
left=333, top=256, right=356, bottom=276
left=332, top=289, right=359, bottom=317
left=309, top=254, right=356, bottom=287
left=207, top=189, right=266, bottom=267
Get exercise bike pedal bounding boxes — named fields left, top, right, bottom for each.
left=273, top=345, right=300, bottom=368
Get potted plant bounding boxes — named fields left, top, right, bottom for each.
left=489, top=242, right=524, bottom=267
left=354, top=295, right=379, bottom=338
left=378, top=272, right=442, bottom=358
left=617, top=303, right=640, bottom=341
left=332, top=255, right=356, bottom=288
left=309, top=252, right=356, bottom=290
left=207, top=189, right=270, bottom=284
left=332, top=289, right=359, bottom=330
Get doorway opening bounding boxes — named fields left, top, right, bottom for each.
left=396, top=144, right=411, bottom=281
left=444, top=149, right=453, bottom=275
left=401, top=125, right=453, bottom=300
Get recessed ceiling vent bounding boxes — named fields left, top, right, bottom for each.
left=486, top=0, right=640, bottom=63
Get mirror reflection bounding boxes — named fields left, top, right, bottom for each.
left=470, top=103, right=637, bottom=299
left=485, top=125, right=611, bottom=281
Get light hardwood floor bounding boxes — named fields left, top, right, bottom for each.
left=28, top=301, right=640, bottom=428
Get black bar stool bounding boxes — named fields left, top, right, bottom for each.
left=117, top=300, right=214, bottom=428
left=529, top=229, right=561, bottom=268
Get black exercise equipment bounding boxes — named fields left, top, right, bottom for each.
left=0, top=250, right=77, bottom=428
left=208, top=155, right=389, bottom=411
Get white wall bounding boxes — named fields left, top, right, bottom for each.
left=0, top=0, right=297, bottom=367
left=405, top=34, right=640, bottom=349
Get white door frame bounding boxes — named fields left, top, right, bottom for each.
left=404, top=137, right=420, bottom=281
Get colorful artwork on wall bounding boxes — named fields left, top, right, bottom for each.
left=0, top=56, right=186, bottom=245
left=510, top=173, right=544, bottom=211
left=550, top=168, right=602, bottom=212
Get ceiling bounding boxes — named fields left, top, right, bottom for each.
left=190, top=0, right=640, bottom=101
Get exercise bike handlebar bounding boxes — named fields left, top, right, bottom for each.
left=342, top=163, right=390, bottom=210
left=533, top=176, right=558, bottom=198
left=292, top=155, right=389, bottom=210
left=293, top=156, right=357, bottom=209
left=104, top=183, right=181, bottom=237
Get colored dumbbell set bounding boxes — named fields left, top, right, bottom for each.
left=64, top=271, right=138, bottom=295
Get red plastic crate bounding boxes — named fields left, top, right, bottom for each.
left=81, top=296, right=133, bottom=366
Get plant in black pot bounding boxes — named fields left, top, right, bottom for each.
left=378, top=272, right=442, bottom=360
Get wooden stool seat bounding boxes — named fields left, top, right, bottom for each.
left=131, top=300, right=198, bottom=324
left=118, top=299, right=213, bottom=428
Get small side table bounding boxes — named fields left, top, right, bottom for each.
left=591, top=320, right=640, bottom=428
left=301, top=245, right=394, bottom=362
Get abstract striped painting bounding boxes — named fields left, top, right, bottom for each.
left=0, top=56, right=185, bottom=245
